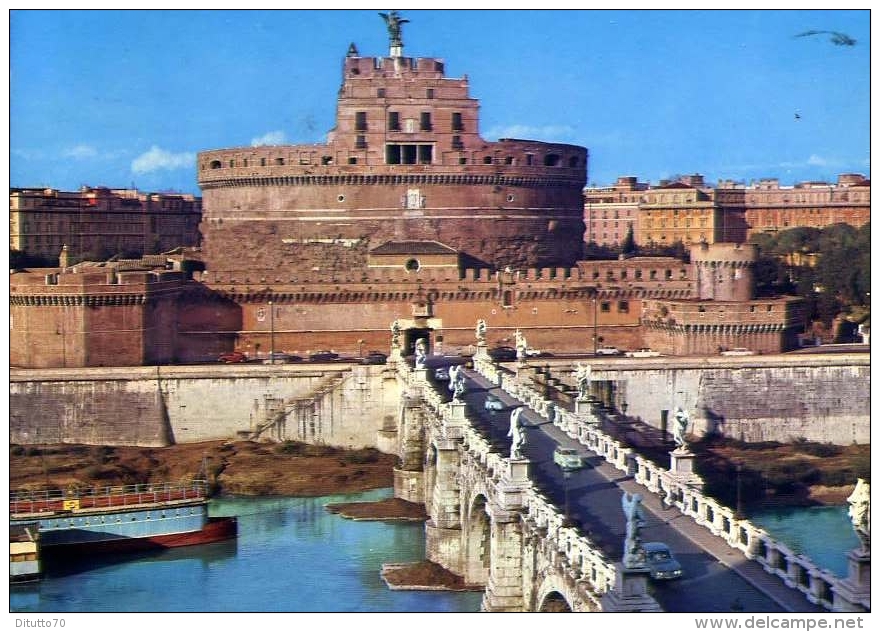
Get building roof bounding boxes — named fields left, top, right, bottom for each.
left=369, top=240, right=458, bottom=255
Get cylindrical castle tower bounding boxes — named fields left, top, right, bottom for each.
left=197, top=22, right=587, bottom=277
left=690, top=242, right=756, bottom=302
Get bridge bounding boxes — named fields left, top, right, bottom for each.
left=388, top=347, right=871, bottom=613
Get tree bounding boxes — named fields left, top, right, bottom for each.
left=621, top=223, right=637, bottom=256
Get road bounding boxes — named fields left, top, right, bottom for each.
left=425, top=357, right=823, bottom=613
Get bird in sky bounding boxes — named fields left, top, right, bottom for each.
left=795, top=30, right=857, bottom=46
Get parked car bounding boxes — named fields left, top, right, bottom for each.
left=643, top=542, right=683, bottom=580
left=626, top=348, right=661, bottom=358
left=595, top=346, right=622, bottom=356
left=488, top=346, right=518, bottom=362
left=218, top=351, right=248, bottom=363
left=309, top=350, right=340, bottom=362
left=361, top=351, right=388, bottom=365
left=553, top=446, right=585, bottom=471
left=721, top=348, right=755, bottom=356
left=484, top=394, right=505, bottom=412
left=265, top=352, right=302, bottom=363
left=434, top=366, right=450, bottom=381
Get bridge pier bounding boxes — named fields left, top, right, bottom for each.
left=425, top=439, right=464, bottom=575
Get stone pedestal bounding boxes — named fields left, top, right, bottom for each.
left=413, top=367, right=428, bottom=383
left=496, top=459, right=529, bottom=510
left=574, top=398, right=595, bottom=416
left=669, top=448, right=703, bottom=486
left=600, top=564, right=662, bottom=612
left=832, top=549, right=870, bottom=612
left=390, top=347, right=402, bottom=362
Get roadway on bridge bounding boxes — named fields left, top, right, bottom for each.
left=426, top=359, right=824, bottom=613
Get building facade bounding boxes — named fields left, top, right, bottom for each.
left=9, top=187, right=202, bottom=264
left=584, top=173, right=870, bottom=249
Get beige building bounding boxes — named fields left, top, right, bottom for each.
left=10, top=186, right=202, bottom=264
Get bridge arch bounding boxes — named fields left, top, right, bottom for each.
left=463, top=492, right=492, bottom=585
left=538, top=591, right=572, bottom=612
left=534, top=572, right=582, bottom=613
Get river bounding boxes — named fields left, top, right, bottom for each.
left=10, top=491, right=856, bottom=613
left=9, top=488, right=483, bottom=613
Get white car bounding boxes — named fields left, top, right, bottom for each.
left=553, top=447, right=585, bottom=471
left=596, top=346, right=622, bottom=356
left=484, top=395, right=505, bottom=412
left=626, top=348, right=661, bottom=358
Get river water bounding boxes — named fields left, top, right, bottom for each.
left=10, top=490, right=855, bottom=613
left=10, top=488, right=483, bottom=613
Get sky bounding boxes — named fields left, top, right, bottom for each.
left=7, top=7, right=872, bottom=195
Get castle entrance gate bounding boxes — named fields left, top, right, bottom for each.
left=404, top=327, right=433, bottom=356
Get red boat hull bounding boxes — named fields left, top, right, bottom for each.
left=42, top=516, right=238, bottom=555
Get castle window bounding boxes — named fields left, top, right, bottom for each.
left=506, top=194, right=515, bottom=203
left=405, top=258, right=420, bottom=271
left=459, top=157, right=467, bottom=165
left=505, top=156, right=514, bottom=165
left=322, top=156, right=333, bottom=165
left=260, top=158, right=267, bottom=166
left=618, top=300, right=629, bottom=313
left=569, top=156, right=579, bottom=168
left=483, top=156, right=493, bottom=165
left=210, top=160, right=222, bottom=169
left=355, top=111, right=367, bottom=132
left=388, top=111, right=400, bottom=131
left=275, top=158, right=284, bottom=166
left=426, top=88, right=435, bottom=99
left=229, top=160, right=235, bottom=168
left=452, top=112, right=463, bottom=131
left=544, top=153, right=561, bottom=167
left=635, top=269, right=642, bottom=279
left=420, top=112, right=432, bottom=131
left=243, top=159, right=248, bottom=167
left=377, top=88, right=386, bottom=98
left=348, top=157, right=357, bottom=165
left=418, top=145, right=433, bottom=164
left=355, top=136, right=367, bottom=149
left=600, top=301, right=611, bottom=313
left=665, top=269, right=672, bottom=279
left=451, top=135, right=463, bottom=149
left=337, top=194, right=345, bottom=202
left=650, top=270, right=657, bottom=280
left=526, top=154, right=534, bottom=166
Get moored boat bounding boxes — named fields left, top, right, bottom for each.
left=9, top=481, right=237, bottom=559
left=10, top=523, right=41, bottom=583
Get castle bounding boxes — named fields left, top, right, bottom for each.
left=9, top=14, right=806, bottom=369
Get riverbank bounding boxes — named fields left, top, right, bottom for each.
left=8, top=439, right=395, bottom=497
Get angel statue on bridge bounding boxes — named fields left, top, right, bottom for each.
left=448, top=365, right=466, bottom=403
left=847, top=478, right=870, bottom=554
left=507, top=407, right=526, bottom=460
left=621, top=491, right=647, bottom=568
left=515, top=329, right=528, bottom=362
left=574, top=362, right=592, bottom=401
left=475, top=319, right=487, bottom=345
left=672, top=406, right=691, bottom=452
left=414, top=338, right=427, bottom=369
left=390, top=319, right=401, bottom=349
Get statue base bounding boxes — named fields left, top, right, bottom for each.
left=600, top=564, right=661, bottom=613
left=832, top=549, right=870, bottom=612
left=669, top=449, right=703, bottom=486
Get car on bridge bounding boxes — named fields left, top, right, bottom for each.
left=488, top=346, right=518, bottom=362
left=434, top=366, right=450, bottom=381
left=553, top=446, right=585, bottom=471
left=309, top=350, right=340, bottom=362
left=595, top=346, right=622, bottom=356
left=218, top=351, right=248, bottom=363
left=643, top=542, right=683, bottom=580
left=625, top=348, right=661, bottom=358
left=484, top=394, right=505, bottom=412
left=361, top=351, right=387, bottom=365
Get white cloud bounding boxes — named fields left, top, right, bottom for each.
left=251, top=130, right=287, bottom=146
left=806, top=154, right=829, bottom=167
left=131, top=146, right=195, bottom=174
left=63, top=144, right=98, bottom=159
left=484, top=124, right=576, bottom=142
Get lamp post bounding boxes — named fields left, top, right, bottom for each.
left=592, top=295, right=598, bottom=355
left=358, top=339, right=364, bottom=358
left=268, top=300, right=275, bottom=362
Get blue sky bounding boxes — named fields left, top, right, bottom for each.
left=8, top=8, right=871, bottom=195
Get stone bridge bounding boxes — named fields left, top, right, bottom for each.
left=388, top=351, right=870, bottom=613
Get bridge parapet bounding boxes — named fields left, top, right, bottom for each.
left=473, top=358, right=867, bottom=612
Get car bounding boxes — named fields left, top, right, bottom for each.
left=434, top=366, right=450, bottom=381
left=553, top=446, right=585, bottom=471
left=217, top=351, right=248, bottom=363
left=595, top=346, right=622, bottom=356
left=488, top=346, right=518, bottom=362
left=625, top=348, right=661, bottom=358
left=361, top=351, right=388, bottom=365
left=643, top=542, right=683, bottom=580
left=721, top=348, right=755, bottom=356
left=309, top=350, right=340, bottom=362
left=264, top=352, right=302, bottom=363
left=484, top=394, right=505, bottom=412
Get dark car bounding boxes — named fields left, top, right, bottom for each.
left=488, top=346, right=518, bottom=362
left=361, top=351, right=387, bottom=365
left=643, top=542, right=684, bottom=580
left=434, top=366, right=450, bottom=381
left=265, top=352, right=303, bottom=363
left=310, top=350, right=340, bottom=362
left=218, top=351, right=248, bottom=363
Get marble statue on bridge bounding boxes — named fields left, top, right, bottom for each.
left=475, top=319, right=487, bottom=344
left=414, top=338, right=427, bottom=369
left=621, top=491, right=648, bottom=568
left=515, top=329, right=527, bottom=362
left=390, top=319, right=401, bottom=349
left=847, top=478, right=870, bottom=554
left=507, top=407, right=526, bottom=460
left=574, top=362, right=592, bottom=400
left=672, top=406, right=691, bottom=452
left=448, top=365, right=466, bottom=402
